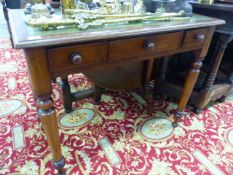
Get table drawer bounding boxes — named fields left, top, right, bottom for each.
left=109, top=32, right=181, bottom=61
left=48, top=42, right=107, bottom=72
left=182, top=28, right=209, bottom=48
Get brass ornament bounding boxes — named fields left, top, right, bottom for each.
left=24, top=0, right=190, bottom=30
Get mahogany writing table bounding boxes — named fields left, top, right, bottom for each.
left=7, top=9, right=224, bottom=174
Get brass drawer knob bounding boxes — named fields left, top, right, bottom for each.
left=70, top=53, right=82, bottom=64
left=144, top=41, right=155, bottom=50
left=195, top=33, right=205, bottom=42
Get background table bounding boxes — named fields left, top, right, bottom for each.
left=191, top=2, right=233, bottom=111
left=155, top=2, right=233, bottom=112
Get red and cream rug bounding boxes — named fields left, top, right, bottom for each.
left=0, top=38, right=233, bottom=175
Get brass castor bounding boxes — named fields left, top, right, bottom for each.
left=53, top=156, right=66, bottom=175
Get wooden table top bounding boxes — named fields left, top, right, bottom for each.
left=8, top=9, right=225, bottom=49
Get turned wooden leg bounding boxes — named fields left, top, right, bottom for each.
left=204, top=34, right=232, bottom=88
left=94, top=84, right=103, bottom=104
left=61, top=76, right=73, bottom=113
left=145, top=59, right=155, bottom=83
left=174, top=55, right=204, bottom=126
left=159, top=56, right=169, bottom=82
left=24, top=48, right=65, bottom=174
left=144, top=83, right=154, bottom=114
left=154, top=56, right=169, bottom=100
left=37, top=97, right=65, bottom=175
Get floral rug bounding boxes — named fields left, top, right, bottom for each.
left=0, top=38, right=233, bottom=175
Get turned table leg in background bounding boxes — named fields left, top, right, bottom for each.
left=197, top=34, right=233, bottom=111
left=173, top=53, right=204, bottom=126
left=61, top=76, right=73, bottom=113
left=60, top=75, right=101, bottom=110
left=94, top=84, right=104, bottom=104
left=159, top=56, right=169, bottom=82
left=24, top=48, right=65, bottom=175
left=154, top=56, right=169, bottom=100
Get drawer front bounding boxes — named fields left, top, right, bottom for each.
left=109, top=32, right=181, bottom=61
left=48, top=42, right=107, bottom=72
left=182, top=28, right=209, bottom=48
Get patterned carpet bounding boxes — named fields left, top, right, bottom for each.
left=0, top=38, right=233, bottom=175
